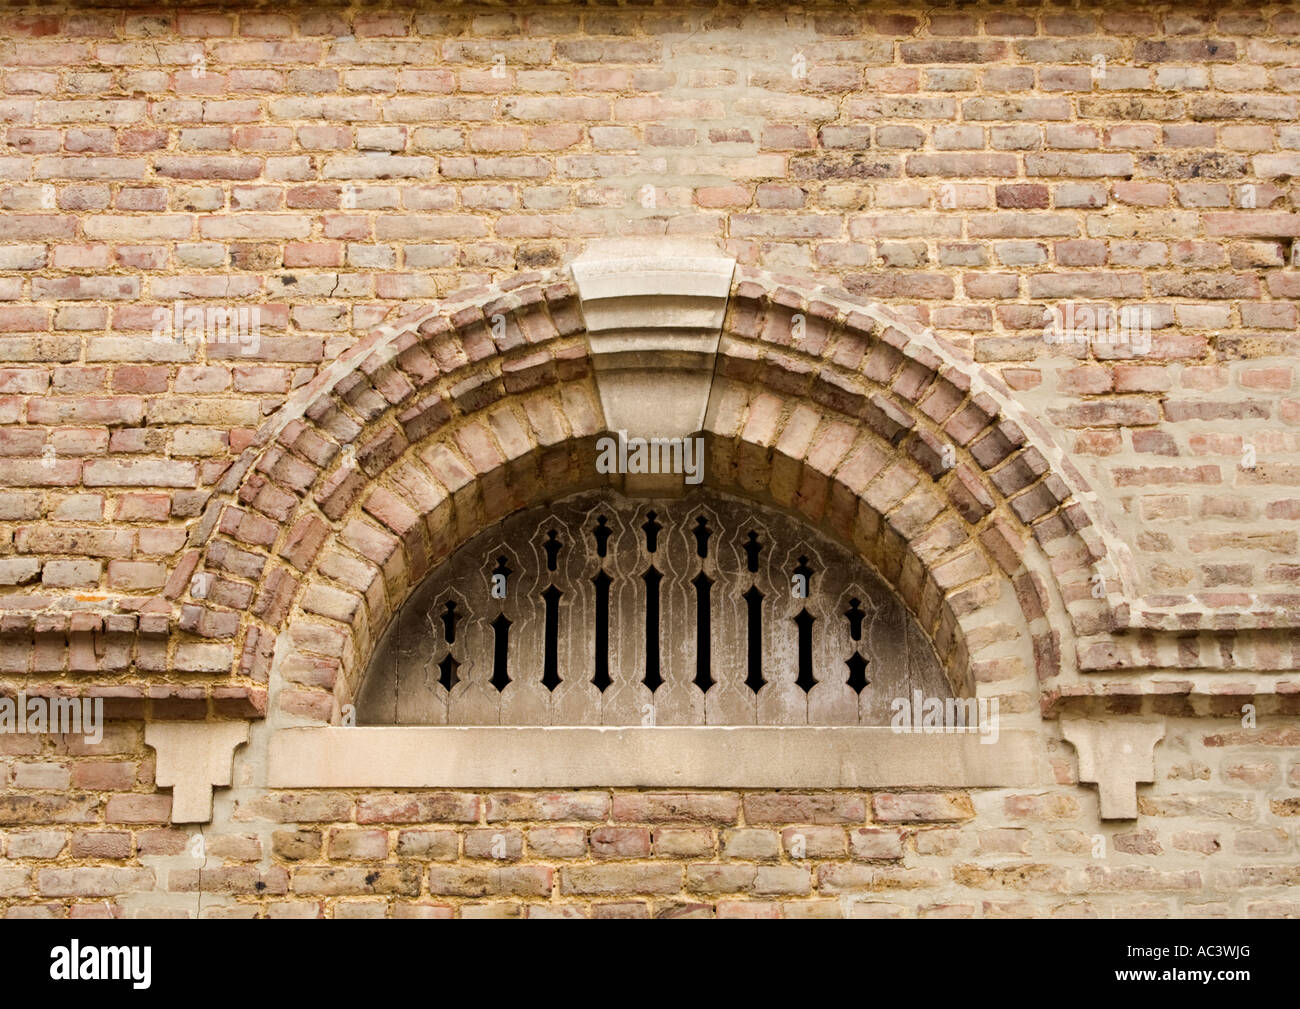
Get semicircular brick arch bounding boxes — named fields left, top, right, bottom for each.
left=173, top=254, right=1134, bottom=723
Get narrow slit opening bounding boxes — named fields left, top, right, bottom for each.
left=439, top=600, right=458, bottom=644
left=846, top=652, right=870, bottom=695
left=794, top=608, right=816, bottom=693
left=543, top=529, right=562, bottom=572
left=490, top=613, right=511, bottom=692
left=692, top=516, right=711, bottom=558
left=744, top=585, right=764, bottom=693
left=541, top=585, right=562, bottom=691
left=437, top=653, right=460, bottom=692
left=642, top=565, right=662, bottom=692
left=593, top=515, right=611, bottom=558
left=490, top=556, right=512, bottom=599
left=592, top=570, right=611, bottom=692
left=641, top=511, right=661, bottom=553
left=845, top=597, right=865, bottom=641
left=693, top=571, right=713, bottom=692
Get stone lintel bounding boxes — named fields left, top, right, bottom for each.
left=269, top=726, right=1043, bottom=790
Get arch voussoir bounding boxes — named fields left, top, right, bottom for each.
left=717, top=268, right=1118, bottom=657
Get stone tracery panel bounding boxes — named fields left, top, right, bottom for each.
left=358, top=488, right=953, bottom=726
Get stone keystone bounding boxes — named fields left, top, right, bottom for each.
left=571, top=239, right=736, bottom=496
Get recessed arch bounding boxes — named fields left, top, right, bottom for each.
left=170, top=250, right=1155, bottom=730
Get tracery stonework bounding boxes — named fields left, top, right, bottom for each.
left=359, top=489, right=953, bottom=725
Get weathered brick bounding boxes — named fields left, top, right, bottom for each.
left=612, top=793, right=740, bottom=825
left=872, top=793, right=975, bottom=823
left=560, top=864, right=682, bottom=896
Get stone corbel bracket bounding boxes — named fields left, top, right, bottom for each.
left=1061, top=718, right=1166, bottom=820
left=570, top=242, right=736, bottom=496
left=145, top=721, right=249, bottom=824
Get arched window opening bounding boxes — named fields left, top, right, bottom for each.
left=357, top=489, right=955, bottom=726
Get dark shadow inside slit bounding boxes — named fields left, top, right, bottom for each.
left=642, top=565, right=662, bottom=692
left=693, top=571, right=713, bottom=692
left=541, top=585, right=561, bottom=691
left=490, top=613, right=511, bottom=691
left=794, top=608, right=816, bottom=693
left=744, top=585, right=764, bottom=693
left=592, top=570, right=611, bottom=692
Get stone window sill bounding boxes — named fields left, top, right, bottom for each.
left=266, top=725, right=1043, bottom=789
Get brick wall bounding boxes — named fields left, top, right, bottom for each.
left=3, top=717, right=1299, bottom=917
left=2, top=1, right=1300, bottom=918
left=2, top=3, right=1299, bottom=602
